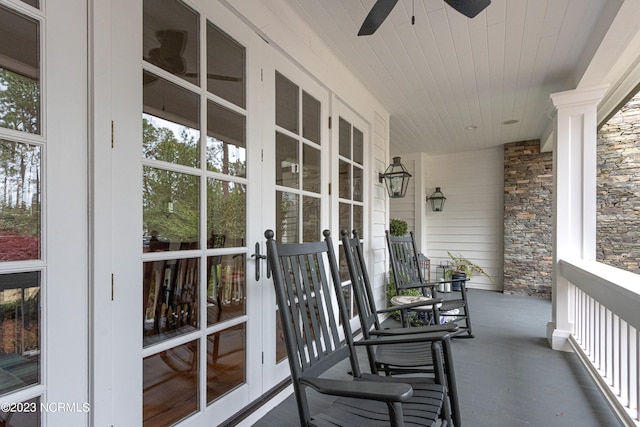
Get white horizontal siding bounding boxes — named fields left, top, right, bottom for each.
left=425, top=147, right=504, bottom=290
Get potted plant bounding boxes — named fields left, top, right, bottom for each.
left=446, top=252, right=494, bottom=291
left=389, top=218, right=408, bottom=237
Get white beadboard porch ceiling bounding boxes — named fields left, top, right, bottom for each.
left=281, top=0, right=621, bottom=155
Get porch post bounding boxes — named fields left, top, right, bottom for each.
left=547, top=84, right=608, bottom=351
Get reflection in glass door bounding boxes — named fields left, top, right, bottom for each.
left=142, top=1, right=249, bottom=425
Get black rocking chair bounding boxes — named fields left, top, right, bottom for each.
left=386, top=230, right=474, bottom=338
left=342, top=229, right=463, bottom=427
left=265, top=229, right=453, bottom=427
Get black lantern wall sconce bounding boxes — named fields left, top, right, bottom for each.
left=427, top=187, right=446, bottom=211
left=379, top=157, right=411, bottom=198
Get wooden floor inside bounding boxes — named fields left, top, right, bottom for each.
left=252, top=289, right=623, bottom=427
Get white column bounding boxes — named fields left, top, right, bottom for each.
left=547, top=84, right=608, bottom=351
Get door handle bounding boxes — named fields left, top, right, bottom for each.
left=251, top=242, right=269, bottom=281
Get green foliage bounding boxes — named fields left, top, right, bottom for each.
left=389, top=218, right=408, bottom=236
left=446, top=251, right=494, bottom=283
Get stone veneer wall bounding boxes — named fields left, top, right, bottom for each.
left=503, top=140, right=553, bottom=297
left=597, top=93, right=640, bottom=274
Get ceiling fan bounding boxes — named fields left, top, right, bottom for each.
left=358, top=0, right=491, bottom=36
left=145, top=30, right=242, bottom=83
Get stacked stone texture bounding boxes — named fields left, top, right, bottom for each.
left=503, top=140, right=553, bottom=297
left=597, top=93, right=640, bottom=274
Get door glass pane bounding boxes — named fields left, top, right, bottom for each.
left=275, top=132, right=299, bottom=189
left=339, top=203, right=350, bottom=239
left=207, top=323, right=245, bottom=403
left=353, top=127, right=363, bottom=165
left=353, top=166, right=363, bottom=202
left=143, top=340, right=199, bottom=427
left=302, top=91, right=320, bottom=144
left=207, top=22, right=245, bottom=108
left=1, top=396, right=40, bottom=426
left=275, top=311, right=287, bottom=363
left=302, top=196, right=320, bottom=242
left=302, top=144, right=320, bottom=193
left=143, top=0, right=199, bottom=86
left=276, top=191, right=299, bottom=243
left=207, top=179, right=245, bottom=248
left=206, top=101, right=246, bottom=177
left=0, top=5, right=40, bottom=135
left=338, top=117, right=350, bottom=159
left=353, top=205, right=363, bottom=238
left=143, top=258, right=199, bottom=347
left=143, top=167, right=199, bottom=252
left=275, top=73, right=298, bottom=133
left=338, top=160, right=350, bottom=199
left=143, top=73, right=200, bottom=167
left=207, top=253, right=246, bottom=325
left=0, top=140, right=41, bottom=261
left=18, top=0, right=39, bottom=8
left=0, top=272, right=40, bottom=396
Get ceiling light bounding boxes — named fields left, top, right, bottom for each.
left=465, top=125, right=478, bottom=130
left=502, top=119, right=519, bottom=125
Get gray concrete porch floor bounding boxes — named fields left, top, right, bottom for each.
left=253, top=289, right=622, bottom=427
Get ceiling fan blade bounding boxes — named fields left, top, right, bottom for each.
left=358, top=0, right=399, bottom=36
left=443, top=0, right=491, bottom=18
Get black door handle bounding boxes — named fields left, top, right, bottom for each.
left=251, top=242, right=268, bottom=281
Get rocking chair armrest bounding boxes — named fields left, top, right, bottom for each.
left=371, top=323, right=458, bottom=336
left=355, top=330, right=452, bottom=346
left=377, top=298, right=443, bottom=313
left=299, top=376, right=413, bottom=402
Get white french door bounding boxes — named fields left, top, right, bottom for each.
left=260, top=49, right=330, bottom=390
left=105, top=1, right=329, bottom=426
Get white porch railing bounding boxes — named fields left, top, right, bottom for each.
left=560, top=258, right=640, bottom=426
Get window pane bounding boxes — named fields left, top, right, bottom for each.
left=302, top=91, right=320, bottom=144
left=302, top=144, right=320, bottom=193
left=143, top=167, right=199, bottom=252
left=143, top=340, right=199, bottom=427
left=207, top=324, right=246, bottom=403
left=143, top=0, right=199, bottom=86
left=207, top=22, right=245, bottom=108
left=143, top=258, right=199, bottom=347
left=338, top=117, right=350, bottom=159
left=206, top=101, right=246, bottom=177
left=0, top=272, right=40, bottom=396
left=0, top=140, right=40, bottom=261
left=302, top=196, right=320, bottom=242
left=339, top=203, right=350, bottom=239
left=275, top=73, right=298, bottom=133
left=0, top=5, right=40, bottom=134
left=276, top=191, right=299, bottom=243
left=143, top=74, right=200, bottom=167
left=275, top=132, right=299, bottom=189
left=207, top=179, right=245, bottom=248
left=338, top=160, right=350, bottom=199
left=353, top=127, right=363, bottom=165
left=207, top=253, right=246, bottom=326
